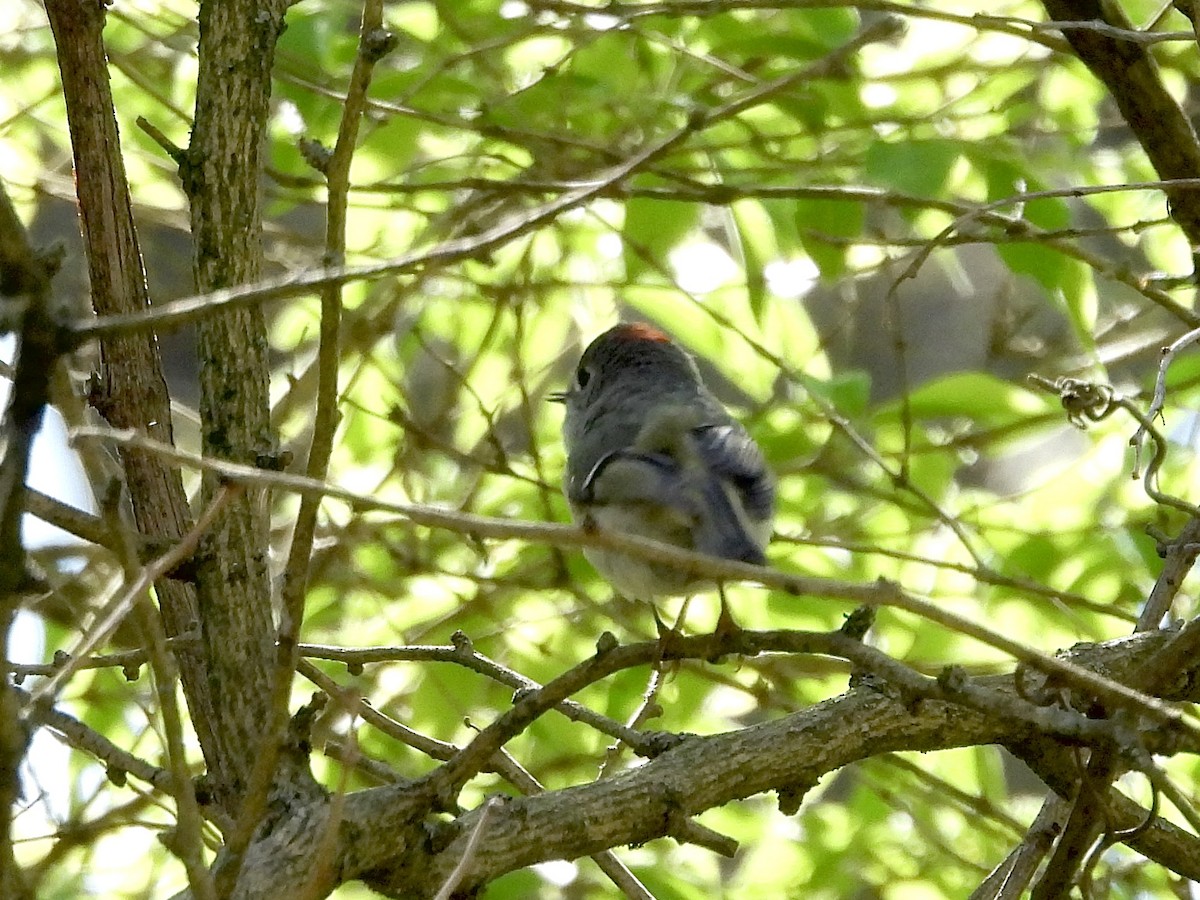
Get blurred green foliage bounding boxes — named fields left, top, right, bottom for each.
left=5, top=0, right=1200, bottom=896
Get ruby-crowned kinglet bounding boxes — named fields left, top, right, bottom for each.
left=552, top=322, right=774, bottom=599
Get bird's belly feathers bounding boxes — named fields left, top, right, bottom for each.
left=579, top=503, right=712, bottom=599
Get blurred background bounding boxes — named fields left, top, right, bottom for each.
left=4, top=0, right=1200, bottom=896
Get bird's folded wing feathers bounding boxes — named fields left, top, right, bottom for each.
left=574, top=449, right=684, bottom=506
left=575, top=443, right=767, bottom=565
left=690, top=424, right=775, bottom=522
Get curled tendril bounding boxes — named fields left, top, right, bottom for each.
left=1027, top=373, right=1200, bottom=518
left=1027, top=374, right=1115, bottom=428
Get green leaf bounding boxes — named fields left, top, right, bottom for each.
left=622, top=189, right=700, bottom=281
left=813, top=370, right=872, bottom=416
left=730, top=199, right=775, bottom=317
left=876, top=372, right=1053, bottom=428
left=864, top=139, right=961, bottom=197
left=794, top=196, right=865, bottom=278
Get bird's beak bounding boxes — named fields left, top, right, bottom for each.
left=547, top=391, right=568, bottom=404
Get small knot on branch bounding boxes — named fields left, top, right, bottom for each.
left=361, top=28, right=398, bottom=62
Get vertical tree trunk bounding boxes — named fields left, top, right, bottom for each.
left=182, top=0, right=291, bottom=808
left=43, top=0, right=223, bottom=780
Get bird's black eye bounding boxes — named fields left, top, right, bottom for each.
left=575, top=367, right=592, bottom=391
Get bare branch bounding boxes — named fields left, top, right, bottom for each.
left=228, top=0, right=394, bottom=883
left=0, top=175, right=58, bottom=900
left=30, top=485, right=238, bottom=703
left=73, top=423, right=1198, bottom=734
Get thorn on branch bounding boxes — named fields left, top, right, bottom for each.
left=135, top=116, right=186, bottom=167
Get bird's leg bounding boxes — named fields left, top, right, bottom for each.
left=672, top=594, right=692, bottom=633
left=713, top=583, right=742, bottom=646
left=652, top=596, right=691, bottom=665
left=651, top=604, right=669, bottom=640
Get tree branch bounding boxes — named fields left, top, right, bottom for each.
left=164, top=625, right=1197, bottom=899
left=0, top=175, right=57, bottom=900
left=1041, top=0, right=1200, bottom=253
left=73, top=423, right=1200, bottom=737
left=231, top=0, right=396, bottom=885
left=42, top=0, right=225, bottom=814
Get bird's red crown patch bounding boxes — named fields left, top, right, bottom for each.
left=612, top=321, right=671, bottom=343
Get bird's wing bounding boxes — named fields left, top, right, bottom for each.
left=574, top=448, right=683, bottom=506
left=690, top=424, right=775, bottom=523
left=576, top=442, right=768, bottom=565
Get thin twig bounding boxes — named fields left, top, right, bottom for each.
left=73, top=424, right=1196, bottom=734
left=30, top=484, right=240, bottom=703
left=6, top=639, right=200, bottom=680
left=969, top=798, right=1068, bottom=900
left=15, top=685, right=173, bottom=792
left=528, top=0, right=1069, bottom=52
left=894, top=179, right=1200, bottom=327
left=432, top=797, right=502, bottom=900
left=975, top=14, right=1194, bottom=44
left=70, top=18, right=904, bottom=347
left=102, top=485, right=215, bottom=900
left=225, top=0, right=393, bottom=887
left=300, top=638, right=656, bottom=752
left=1131, top=326, right=1200, bottom=458
left=1131, top=753, right=1200, bottom=837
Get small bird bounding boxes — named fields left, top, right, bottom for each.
left=552, top=322, right=775, bottom=602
